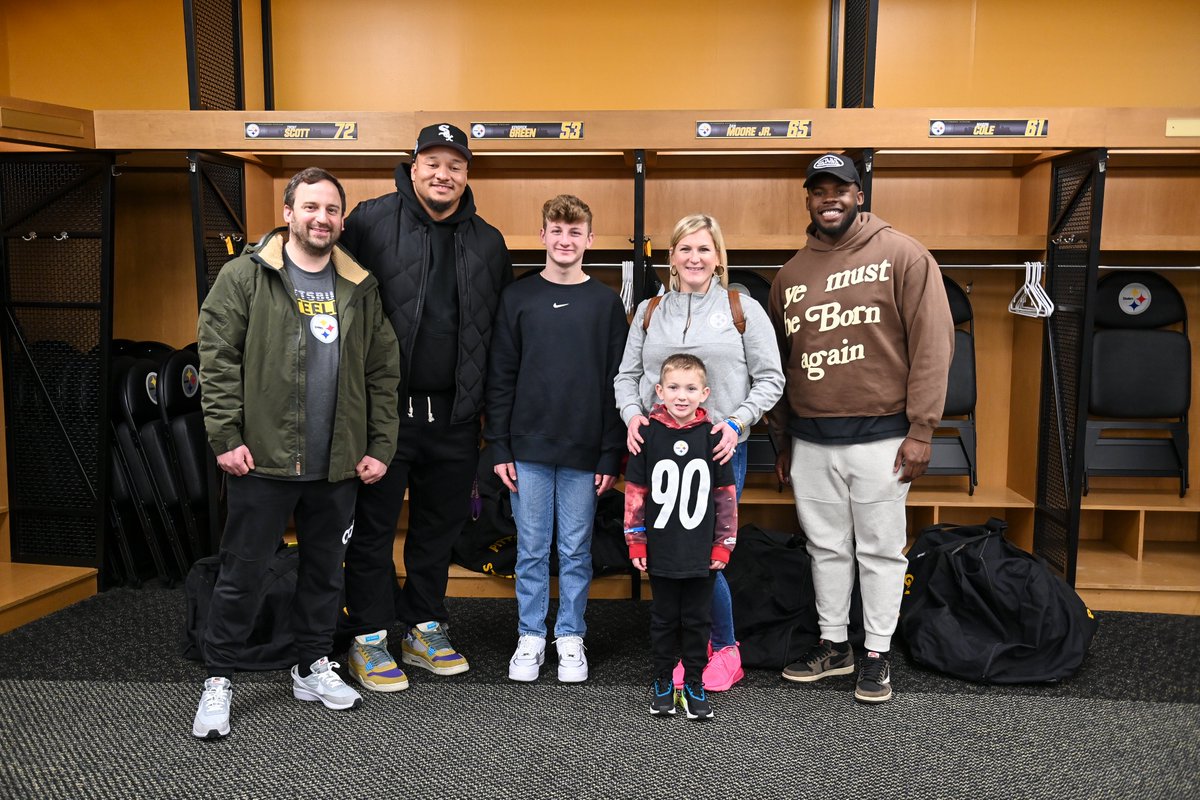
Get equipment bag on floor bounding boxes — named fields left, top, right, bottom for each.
left=900, top=518, right=1098, bottom=683
left=181, top=541, right=299, bottom=670
left=723, top=524, right=820, bottom=669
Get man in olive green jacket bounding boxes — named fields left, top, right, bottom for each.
left=192, top=167, right=400, bottom=740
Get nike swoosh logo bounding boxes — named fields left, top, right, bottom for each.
left=553, top=303, right=569, bottom=308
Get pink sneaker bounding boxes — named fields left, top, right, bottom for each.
left=672, top=642, right=717, bottom=688
left=703, top=643, right=744, bottom=692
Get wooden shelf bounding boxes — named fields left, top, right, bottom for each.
left=0, top=562, right=97, bottom=634
left=1082, top=488, right=1200, bottom=512
left=1077, top=540, right=1200, bottom=591
left=908, top=485, right=1033, bottom=508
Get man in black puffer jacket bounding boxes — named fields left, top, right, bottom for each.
left=337, top=123, right=512, bottom=690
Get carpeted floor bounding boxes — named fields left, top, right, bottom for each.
left=1, top=587, right=1197, bottom=799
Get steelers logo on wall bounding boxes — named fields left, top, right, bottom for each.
left=311, top=314, right=339, bottom=343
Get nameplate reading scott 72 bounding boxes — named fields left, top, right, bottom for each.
left=245, top=122, right=358, bottom=140
left=470, top=122, right=583, bottom=140
left=696, top=120, right=812, bottom=139
left=929, top=119, right=1048, bottom=138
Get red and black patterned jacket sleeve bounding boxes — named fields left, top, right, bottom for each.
left=711, top=484, right=738, bottom=564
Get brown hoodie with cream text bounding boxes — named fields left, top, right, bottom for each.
left=767, top=212, right=953, bottom=444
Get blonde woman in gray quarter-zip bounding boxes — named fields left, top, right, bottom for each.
left=614, top=213, right=784, bottom=693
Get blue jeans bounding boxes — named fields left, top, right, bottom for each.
left=509, top=461, right=598, bottom=639
left=710, top=445, right=747, bottom=649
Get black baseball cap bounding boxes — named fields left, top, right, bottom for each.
left=804, top=153, right=860, bottom=188
left=413, top=123, right=472, bottom=161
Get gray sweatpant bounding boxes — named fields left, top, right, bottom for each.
left=789, top=436, right=909, bottom=653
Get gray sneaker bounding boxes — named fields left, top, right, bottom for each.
left=291, top=657, right=362, bottom=710
left=781, top=639, right=855, bottom=683
left=192, top=676, right=232, bottom=739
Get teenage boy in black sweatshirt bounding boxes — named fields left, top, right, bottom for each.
left=484, top=194, right=627, bottom=683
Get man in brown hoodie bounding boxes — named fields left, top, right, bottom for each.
left=768, top=153, right=953, bottom=703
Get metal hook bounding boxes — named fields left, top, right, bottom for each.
left=53, top=232, right=69, bottom=242
left=1051, top=233, right=1079, bottom=245
left=22, top=232, right=36, bottom=241
left=111, top=164, right=123, bottom=177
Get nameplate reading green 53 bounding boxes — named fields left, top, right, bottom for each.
left=696, top=120, right=812, bottom=139
left=245, top=122, right=358, bottom=140
left=470, top=122, right=583, bottom=140
left=929, top=119, right=1049, bottom=138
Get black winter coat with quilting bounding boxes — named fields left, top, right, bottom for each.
left=341, top=163, right=513, bottom=424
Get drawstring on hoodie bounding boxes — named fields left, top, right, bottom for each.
left=405, top=395, right=436, bottom=423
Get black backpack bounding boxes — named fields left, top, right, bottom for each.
left=182, top=542, right=300, bottom=670
left=900, top=519, right=1098, bottom=683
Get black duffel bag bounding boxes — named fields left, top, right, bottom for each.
left=900, top=518, right=1098, bottom=683
left=182, top=541, right=299, bottom=670
left=724, top=525, right=820, bottom=669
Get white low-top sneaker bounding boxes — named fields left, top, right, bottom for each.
left=508, top=634, right=546, bottom=682
left=555, top=635, right=588, bottom=683
left=192, top=676, right=232, bottom=739
left=291, top=657, right=362, bottom=710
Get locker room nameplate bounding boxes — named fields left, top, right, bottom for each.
left=244, top=122, right=358, bottom=140
left=695, top=120, right=812, bottom=138
left=470, top=122, right=583, bottom=140
left=929, top=119, right=1049, bottom=138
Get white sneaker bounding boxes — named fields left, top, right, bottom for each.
left=508, top=634, right=546, bottom=682
left=555, top=636, right=588, bottom=683
left=291, top=657, right=362, bottom=710
left=192, top=676, right=232, bottom=739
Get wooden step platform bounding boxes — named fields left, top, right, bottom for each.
left=0, top=562, right=97, bottom=634
left=392, top=533, right=648, bottom=601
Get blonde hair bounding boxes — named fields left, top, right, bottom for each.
left=667, top=213, right=729, bottom=292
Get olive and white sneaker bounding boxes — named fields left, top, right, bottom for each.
left=192, top=676, right=232, bottom=740
left=508, top=634, right=546, bottom=682
left=854, top=651, right=893, bottom=703
left=291, top=657, right=362, bottom=710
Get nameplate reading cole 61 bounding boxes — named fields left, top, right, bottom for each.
left=244, top=122, right=358, bottom=140
left=696, top=120, right=812, bottom=139
left=929, top=119, right=1049, bottom=138
left=470, top=122, right=583, bottom=140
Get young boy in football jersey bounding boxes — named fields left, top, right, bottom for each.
left=623, top=353, right=738, bottom=720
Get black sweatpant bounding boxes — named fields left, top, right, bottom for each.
left=204, top=474, right=357, bottom=677
left=648, top=573, right=716, bottom=687
left=341, top=392, right=480, bottom=640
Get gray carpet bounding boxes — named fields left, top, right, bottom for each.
left=1, top=587, right=1197, bottom=799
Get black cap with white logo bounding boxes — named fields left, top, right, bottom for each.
left=804, top=153, right=860, bottom=188
left=413, top=123, right=472, bottom=161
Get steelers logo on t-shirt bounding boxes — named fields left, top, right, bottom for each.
left=310, top=314, right=338, bottom=343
